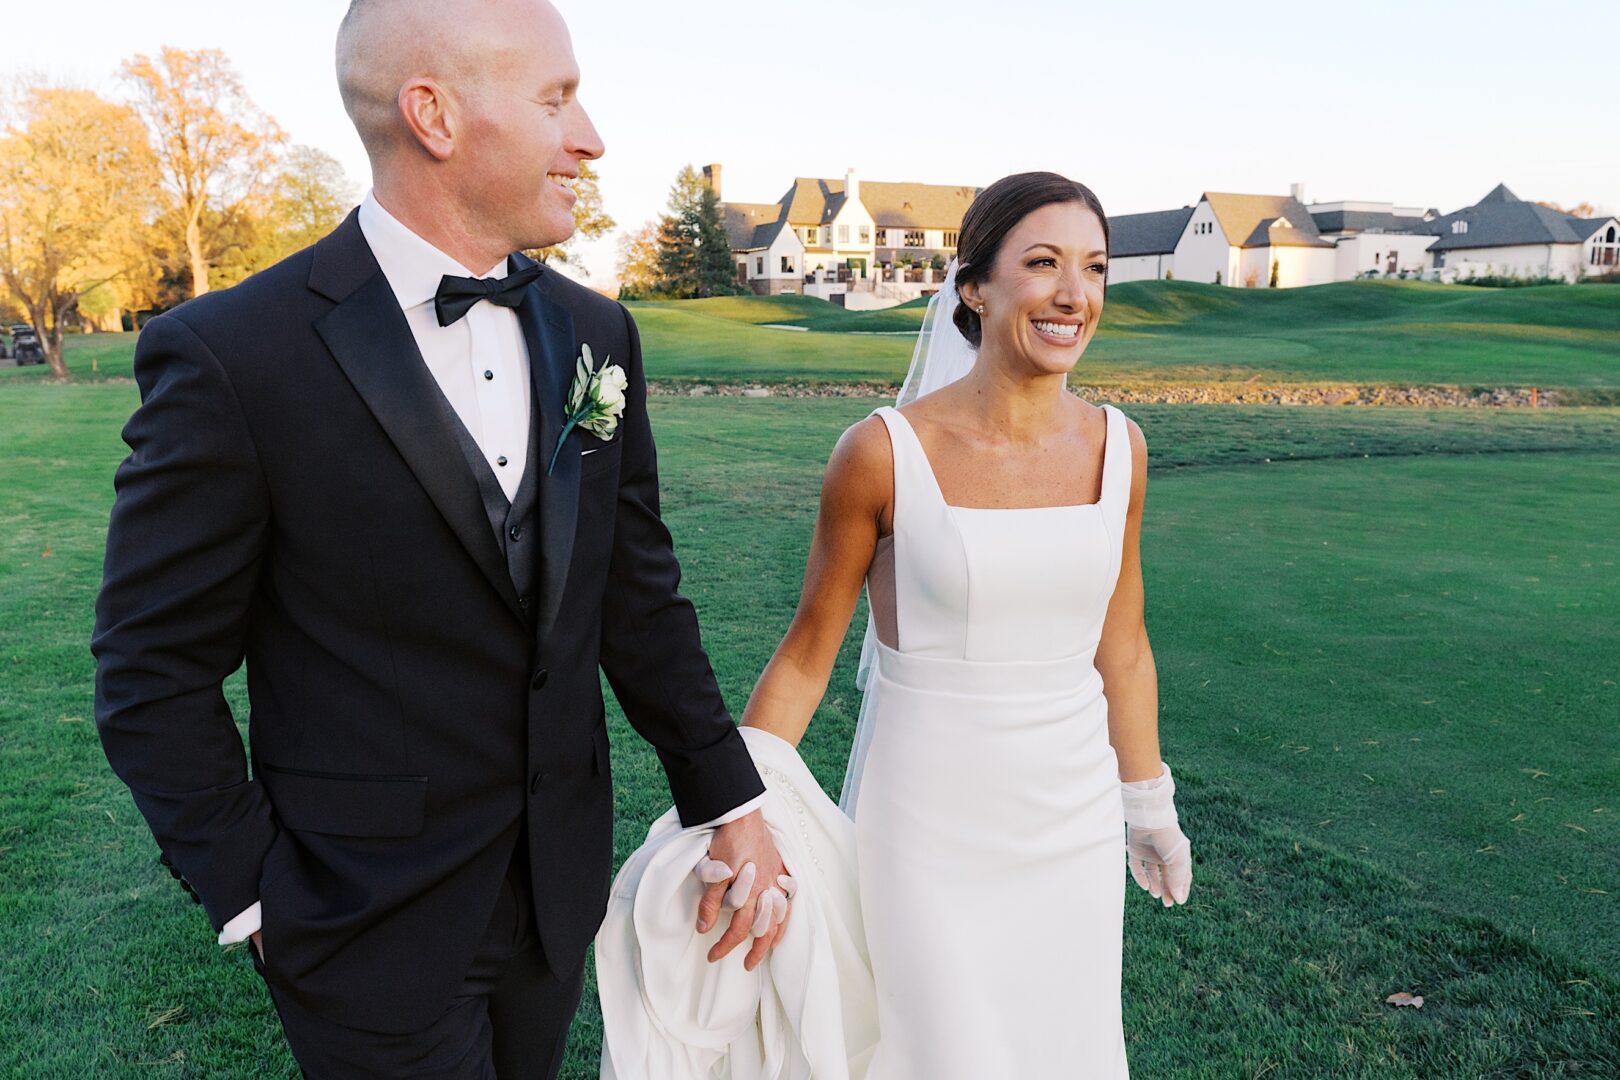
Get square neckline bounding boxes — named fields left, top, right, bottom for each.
left=885, top=404, right=1114, bottom=513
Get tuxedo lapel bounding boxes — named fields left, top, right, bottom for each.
left=310, top=220, right=526, bottom=626
left=516, top=255, right=581, bottom=645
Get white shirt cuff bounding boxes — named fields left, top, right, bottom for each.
left=218, top=901, right=261, bottom=945
left=697, top=793, right=767, bottom=830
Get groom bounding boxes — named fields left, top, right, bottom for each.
left=91, top=0, right=788, bottom=1074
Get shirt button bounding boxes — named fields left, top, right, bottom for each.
left=509, top=524, right=523, bottom=541
left=531, top=668, right=549, bottom=690
left=484, top=370, right=494, bottom=381
left=496, top=456, right=508, bottom=467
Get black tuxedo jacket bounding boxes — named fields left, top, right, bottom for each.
left=91, top=211, right=764, bottom=1033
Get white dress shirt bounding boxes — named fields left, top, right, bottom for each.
left=219, top=194, right=762, bottom=945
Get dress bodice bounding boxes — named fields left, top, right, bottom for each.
left=865, top=403, right=1131, bottom=665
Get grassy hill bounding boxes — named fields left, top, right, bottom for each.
left=8, top=279, right=1617, bottom=394
left=2, top=386, right=1616, bottom=1076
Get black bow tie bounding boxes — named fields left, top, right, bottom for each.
left=433, top=263, right=543, bottom=326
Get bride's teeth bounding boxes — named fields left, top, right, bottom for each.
left=1034, top=320, right=1079, bottom=338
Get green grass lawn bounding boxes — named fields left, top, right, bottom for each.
left=11, top=278, right=1620, bottom=396
left=1, top=380, right=1615, bottom=1077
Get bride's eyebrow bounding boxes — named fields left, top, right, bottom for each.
left=1022, top=243, right=1107, bottom=259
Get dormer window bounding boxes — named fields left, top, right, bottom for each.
left=1451, top=221, right=1469, bottom=234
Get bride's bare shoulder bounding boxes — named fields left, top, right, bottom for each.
left=826, top=413, right=894, bottom=485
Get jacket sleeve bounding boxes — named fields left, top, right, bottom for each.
left=597, top=305, right=765, bottom=826
left=90, top=313, right=278, bottom=931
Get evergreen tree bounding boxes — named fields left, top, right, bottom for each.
left=652, top=164, right=742, bottom=298
left=695, top=185, right=742, bottom=297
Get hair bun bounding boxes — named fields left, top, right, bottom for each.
left=952, top=300, right=983, bottom=348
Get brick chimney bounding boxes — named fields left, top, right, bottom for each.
left=703, top=163, right=723, bottom=198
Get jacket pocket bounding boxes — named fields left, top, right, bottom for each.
left=256, top=763, right=428, bottom=838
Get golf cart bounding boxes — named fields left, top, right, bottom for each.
left=10, top=324, right=45, bottom=366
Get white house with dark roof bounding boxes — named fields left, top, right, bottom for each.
left=715, top=164, right=980, bottom=308
left=1423, top=184, right=1618, bottom=282
left=1105, top=207, right=1195, bottom=283
left=1112, top=181, right=1613, bottom=288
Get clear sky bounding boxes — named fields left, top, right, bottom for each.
left=8, top=0, right=1617, bottom=285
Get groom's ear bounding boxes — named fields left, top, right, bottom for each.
left=399, top=78, right=457, bottom=162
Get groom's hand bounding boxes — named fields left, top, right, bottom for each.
left=697, top=809, right=790, bottom=971
left=250, top=931, right=263, bottom=961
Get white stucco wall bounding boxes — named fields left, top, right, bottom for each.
left=1332, top=233, right=1436, bottom=279
left=1106, top=253, right=1174, bottom=283
left=1444, top=243, right=1584, bottom=282
left=1173, top=201, right=1236, bottom=285
left=1580, top=220, right=1620, bottom=276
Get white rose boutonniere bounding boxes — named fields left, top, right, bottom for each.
left=549, top=343, right=627, bottom=475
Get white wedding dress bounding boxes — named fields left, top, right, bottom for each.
left=598, top=401, right=1132, bottom=1079
left=847, top=403, right=1131, bottom=1079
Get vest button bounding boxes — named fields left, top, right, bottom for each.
left=531, top=667, right=549, bottom=690
left=509, top=524, right=522, bottom=541
left=518, top=594, right=531, bottom=609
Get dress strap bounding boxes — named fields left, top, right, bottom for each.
left=873, top=407, right=949, bottom=513
left=1099, top=405, right=1131, bottom=506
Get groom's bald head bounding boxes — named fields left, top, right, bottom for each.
left=334, top=0, right=601, bottom=256
left=337, top=0, right=552, bottom=160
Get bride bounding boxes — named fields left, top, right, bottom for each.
left=598, top=172, right=1194, bottom=1079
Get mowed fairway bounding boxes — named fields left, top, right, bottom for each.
left=2, top=354, right=1618, bottom=1074
left=14, top=279, right=1620, bottom=395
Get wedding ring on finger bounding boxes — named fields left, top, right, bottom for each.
left=723, top=862, right=756, bottom=910
left=750, top=887, right=788, bottom=938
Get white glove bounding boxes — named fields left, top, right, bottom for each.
left=1120, top=761, right=1192, bottom=907
left=693, top=859, right=796, bottom=937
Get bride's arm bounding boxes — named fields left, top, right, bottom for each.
left=1094, top=417, right=1165, bottom=782
left=740, top=416, right=892, bottom=748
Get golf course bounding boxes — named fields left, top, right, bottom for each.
left=1, top=279, right=1616, bottom=1077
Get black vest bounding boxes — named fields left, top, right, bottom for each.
left=436, top=368, right=543, bottom=632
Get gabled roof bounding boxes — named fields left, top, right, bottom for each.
left=858, top=181, right=980, bottom=229
left=1568, top=217, right=1616, bottom=242
left=779, top=178, right=847, bottom=227
left=775, top=176, right=979, bottom=229
left=1201, top=192, right=1334, bottom=249
left=723, top=202, right=792, bottom=252
left=1108, top=207, right=1195, bottom=257
left=1426, top=185, right=1602, bottom=251
left=1242, top=216, right=1337, bottom=249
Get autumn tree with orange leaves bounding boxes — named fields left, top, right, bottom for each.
left=0, top=88, right=159, bottom=377
left=122, top=46, right=284, bottom=297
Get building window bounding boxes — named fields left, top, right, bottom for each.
left=756, top=257, right=764, bottom=275
left=804, top=228, right=817, bottom=245
left=781, top=255, right=793, bottom=273
left=838, top=224, right=849, bottom=243
left=823, top=226, right=832, bottom=245
left=873, top=229, right=886, bottom=246
left=943, top=231, right=959, bottom=247
left=1451, top=221, right=1468, bottom=234
left=904, top=229, right=925, bottom=247
left=859, top=225, right=871, bottom=243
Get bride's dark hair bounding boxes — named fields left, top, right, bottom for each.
left=952, top=172, right=1109, bottom=348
